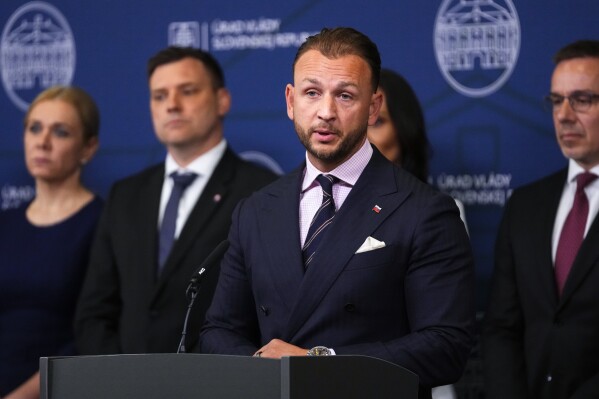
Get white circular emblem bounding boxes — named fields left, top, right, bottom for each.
left=239, top=151, right=284, bottom=175
left=1, top=1, right=76, bottom=111
left=434, top=0, right=520, bottom=98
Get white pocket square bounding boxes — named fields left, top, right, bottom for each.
left=355, top=236, right=386, bottom=254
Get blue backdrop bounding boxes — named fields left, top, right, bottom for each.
left=2, top=0, right=598, bottom=309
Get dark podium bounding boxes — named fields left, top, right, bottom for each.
left=40, top=353, right=418, bottom=398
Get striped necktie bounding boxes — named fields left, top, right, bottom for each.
left=302, top=174, right=338, bottom=268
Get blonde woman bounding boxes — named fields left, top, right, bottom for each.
left=0, top=86, right=102, bottom=399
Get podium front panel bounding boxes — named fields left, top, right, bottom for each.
left=281, top=355, right=419, bottom=399
left=41, top=354, right=279, bottom=399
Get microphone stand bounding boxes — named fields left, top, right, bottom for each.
left=177, top=282, right=199, bottom=354
left=175, top=240, right=228, bottom=354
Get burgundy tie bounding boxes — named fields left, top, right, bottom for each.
left=554, top=172, right=598, bottom=295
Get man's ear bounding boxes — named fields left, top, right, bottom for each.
left=285, top=84, right=295, bottom=121
left=367, top=91, right=383, bottom=126
left=217, top=88, right=232, bottom=117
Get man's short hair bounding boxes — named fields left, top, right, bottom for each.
left=147, top=46, right=225, bottom=89
left=293, top=27, right=381, bottom=92
left=554, top=40, right=599, bottom=64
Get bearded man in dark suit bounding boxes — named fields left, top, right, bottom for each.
left=200, top=27, right=475, bottom=399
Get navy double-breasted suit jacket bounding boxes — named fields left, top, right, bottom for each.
left=200, top=148, right=475, bottom=393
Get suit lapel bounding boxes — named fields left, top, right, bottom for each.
left=533, top=168, right=599, bottom=309
left=283, top=151, right=410, bottom=341
left=257, top=168, right=305, bottom=313
left=137, top=166, right=165, bottom=289
left=560, top=210, right=599, bottom=306
left=536, top=171, right=566, bottom=307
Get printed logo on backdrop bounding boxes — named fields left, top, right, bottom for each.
left=435, top=173, right=513, bottom=207
left=2, top=184, right=35, bottom=211
left=168, top=18, right=315, bottom=51
left=434, top=0, right=520, bottom=98
left=1, top=1, right=76, bottom=111
left=169, top=22, right=202, bottom=49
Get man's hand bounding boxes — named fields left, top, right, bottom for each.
left=253, top=339, right=307, bottom=358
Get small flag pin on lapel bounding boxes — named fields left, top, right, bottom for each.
left=213, top=194, right=222, bottom=203
left=372, top=205, right=382, bottom=213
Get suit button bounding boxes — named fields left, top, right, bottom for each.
left=344, top=303, right=356, bottom=312
left=259, top=305, right=270, bottom=316
left=546, top=374, right=552, bottom=382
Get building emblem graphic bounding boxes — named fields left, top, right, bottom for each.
left=434, top=0, right=520, bottom=97
left=168, top=22, right=202, bottom=49
left=1, top=1, right=76, bottom=111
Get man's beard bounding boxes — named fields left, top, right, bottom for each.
left=295, top=121, right=367, bottom=165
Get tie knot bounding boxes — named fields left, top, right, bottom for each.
left=170, top=172, right=197, bottom=190
left=576, top=172, right=598, bottom=192
left=316, top=174, right=337, bottom=196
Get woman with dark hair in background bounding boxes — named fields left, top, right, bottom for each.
left=368, top=69, right=466, bottom=399
left=368, top=68, right=467, bottom=225
left=0, top=86, right=103, bottom=399
left=368, top=68, right=431, bottom=182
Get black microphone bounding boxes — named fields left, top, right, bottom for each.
left=177, top=240, right=229, bottom=354
left=189, top=240, right=230, bottom=287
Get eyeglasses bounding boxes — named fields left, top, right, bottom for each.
left=544, top=91, right=599, bottom=113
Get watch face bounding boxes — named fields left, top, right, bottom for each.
left=310, top=346, right=331, bottom=356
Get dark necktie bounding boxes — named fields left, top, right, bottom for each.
left=555, top=172, right=597, bottom=295
left=158, top=172, right=198, bottom=273
left=302, top=174, right=338, bottom=268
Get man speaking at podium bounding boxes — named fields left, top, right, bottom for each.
left=200, top=27, right=475, bottom=398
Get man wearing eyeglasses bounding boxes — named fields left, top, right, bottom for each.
left=483, top=40, right=599, bottom=399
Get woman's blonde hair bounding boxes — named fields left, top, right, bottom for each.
left=25, top=85, right=100, bottom=141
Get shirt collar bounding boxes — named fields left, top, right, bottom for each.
left=165, top=139, right=227, bottom=178
left=567, top=158, right=599, bottom=183
left=302, top=138, right=373, bottom=192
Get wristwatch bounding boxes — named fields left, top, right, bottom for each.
left=307, top=346, right=332, bottom=356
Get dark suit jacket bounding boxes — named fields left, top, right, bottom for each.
left=75, top=147, right=276, bottom=354
left=483, top=168, right=599, bottom=399
left=200, top=148, right=475, bottom=395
